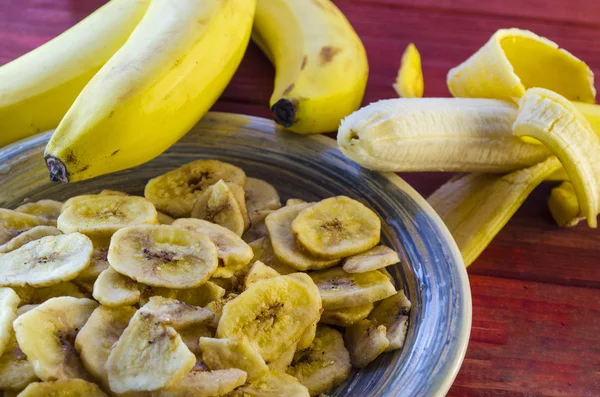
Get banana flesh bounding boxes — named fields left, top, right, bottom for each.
left=45, top=0, right=256, bottom=182
left=514, top=88, right=600, bottom=227
left=448, top=28, right=596, bottom=103
left=548, top=182, right=584, bottom=227
left=394, top=43, right=423, bottom=98
left=0, top=0, right=149, bottom=148
left=338, top=98, right=550, bottom=172
left=428, top=157, right=561, bottom=267
left=253, top=0, right=368, bottom=134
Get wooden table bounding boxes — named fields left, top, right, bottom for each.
left=2, top=1, right=600, bottom=396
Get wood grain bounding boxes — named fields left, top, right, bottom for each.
left=1, top=1, right=600, bottom=396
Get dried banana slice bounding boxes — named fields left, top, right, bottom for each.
left=57, top=195, right=158, bottom=238
left=108, top=224, right=218, bottom=289
left=268, top=341, right=297, bottom=371
left=174, top=281, right=226, bottom=307
left=142, top=296, right=216, bottom=329
left=344, top=319, right=389, bottom=368
left=369, top=291, right=411, bottom=351
left=0, top=326, right=37, bottom=390
left=74, top=305, right=136, bottom=389
left=229, top=370, right=310, bottom=397
left=0, top=233, right=93, bottom=287
left=243, top=210, right=274, bottom=243
left=291, top=196, right=381, bottom=259
left=311, top=267, right=396, bottom=310
left=245, top=178, right=281, bottom=214
left=229, top=182, right=250, bottom=231
left=448, top=28, right=596, bottom=103
left=217, top=273, right=322, bottom=362
left=287, top=326, right=352, bottom=396
left=243, top=260, right=280, bottom=290
left=286, top=198, right=306, bottom=206
left=342, top=245, right=400, bottom=273
left=320, top=303, right=374, bottom=327
left=157, top=211, right=175, bottom=225
left=13, top=282, right=86, bottom=305
left=99, top=189, right=128, bottom=196
left=199, top=337, right=269, bottom=381
left=144, top=159, right=247, bottom=218
left=191, top=180, right=246, bottom=236
left=204, top=293, right=238, bottom=324
left=265, top=204, right=340, bottom=271
left=0, top=209, right=49, bottom=246
left=394, top=43, right=423, bottom=99
left=172, top=219, right=253, bottom=278
left=15, top=200, right=63, bottom=225
left=0, top=288, right=19, bottom=357
left=179, top=325, right=213, bottom=355
left=138, top=285, right=178, bottom=306
left=105, top=307, right=196, bottom=393
left=248, top=237, right=296, bottom=275
left=156, top=368, right=247, bottom=397
left=13, top=297, right=97, bottom=381
left=93, top=267, right=140, bottom=307
left=76, top=239, right=110, bottom=280
left=548, top=181, right=584, bottom=227
left=0, top=226, right=62, bottom=254
left=18, top=379, right=107, bottom=397
left=297, top=321, right=317, bottom=351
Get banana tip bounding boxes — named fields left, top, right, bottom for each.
left=44, top=155, right=69, bottom=183
left=271, top=99, right=296, bottom=128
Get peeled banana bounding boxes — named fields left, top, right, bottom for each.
left=337, top=98, right=550, bottom=172
left=0, top=0, right=149, bottom=148
left=45, top=0, right=256, bottom=182
left=253, top=0, right=368, bottom=134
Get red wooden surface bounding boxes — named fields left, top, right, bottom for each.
left=1, top=1, right=600, bottom=396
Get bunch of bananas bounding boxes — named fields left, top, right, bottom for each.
left=338, top=28, right=600, bottom=266
left=0, top=0, right=369, bottom=183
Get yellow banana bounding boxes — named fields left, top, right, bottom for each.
left=252, top=0, right=368, bottom=134
left=337, top=98, right=550, bottom=172
left=548, top=182, right=583, bottom=227
left=514, top=88, right=600, bottom=227
left=45, top=0, right=255, bottom=183
left=448, top=28, right=596, bottom=103
left=0, top=0, right=149, bottom=148
left=428, top=156, right=561, bottom=267
left=394, top=43, right=423, bottom=98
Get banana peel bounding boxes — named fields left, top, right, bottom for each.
left=448, top=28, right=596, bottom=103
left=514, top=88, right=600, bottom=227
left=428, top=156, right=562, bottom=267
left=394, top=43, right=423, bottom=98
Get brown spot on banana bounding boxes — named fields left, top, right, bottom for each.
left=282, top=84, right=295, bottom=96
left=319, top=46, right=342, bottom=66
left=301, top=56, right=308, bottom=70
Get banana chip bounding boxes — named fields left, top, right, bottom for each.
left=217, top=273, right=322, bottom=362
left=369, top=291, right=411, bottom=351
left=76, top=239, right=110, bottom=280
left=296, top=320, right=317, bottom=351
left=320, top=303, right=374, bottom=327
left=243, top=209, right=274, bottom=243
left=228, top=370, right=310, bottom=397
left=179, top=325, right=213, bottom=355
left=58, top=195, right=158, bottom=238
left=15, top=200, right=63, bottom=225
left=265, top=204, right=340, bottom=271
left=243, top=260, right=280, bottom=289
left=144, top=159, right=247, bottom=218
left=13, top=282, right=85, bottom=305
left=157, top=211, right=175, bottom=225
left=99, top=189, right=128, bottom=196
left=228, top=182, right=251, bottom=231
left=105, top=306, right=196, bottom=393
left=344, top=319, right=389, bottom=368
left=155, top=368, right=247, bottom=397
left=287, top=326, right=351, bottom=396
left=245, top=178, right=281, bottom=214
left=0, top=233, right=93, bottom=287
left=204, top=292, right=238, bottom=323
left=0, top=209, right=49, bottom=246
left=18, top=379, right=107, bottom=396
left=268, top=341, right=297, bottom=371
left=191, top=180, right=246, bottom=236
left=200, top=337, right=269, bottom=381
left=0, top=325, right=37, bottom=391
left=74, top=306, right=136, bottom=389
left=13, top=297, right=97, bottom=381
left=93, top=267, right=140, bottom=307
left=291, top=196, right=381, bottom=259
left=142, top=296, right=216, bottom=329
left=310, top=267, right=396, bottom=310
left=286, top=198, right=306, bottom=206
left=0, top=288, right=19, bottom=357
left=448, top=28, right=596, bottom=103
left=172, top=219, right=253, bottom=279
left=108, top=225, right=218, bottom=289
left=0, top=226, right=62, bottom=254
left=248, top=237, right=296, bottom=275
left=342, top=245, right=400, bottom=273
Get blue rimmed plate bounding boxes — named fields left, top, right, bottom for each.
left=0, top=112, right=471, bottom=397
